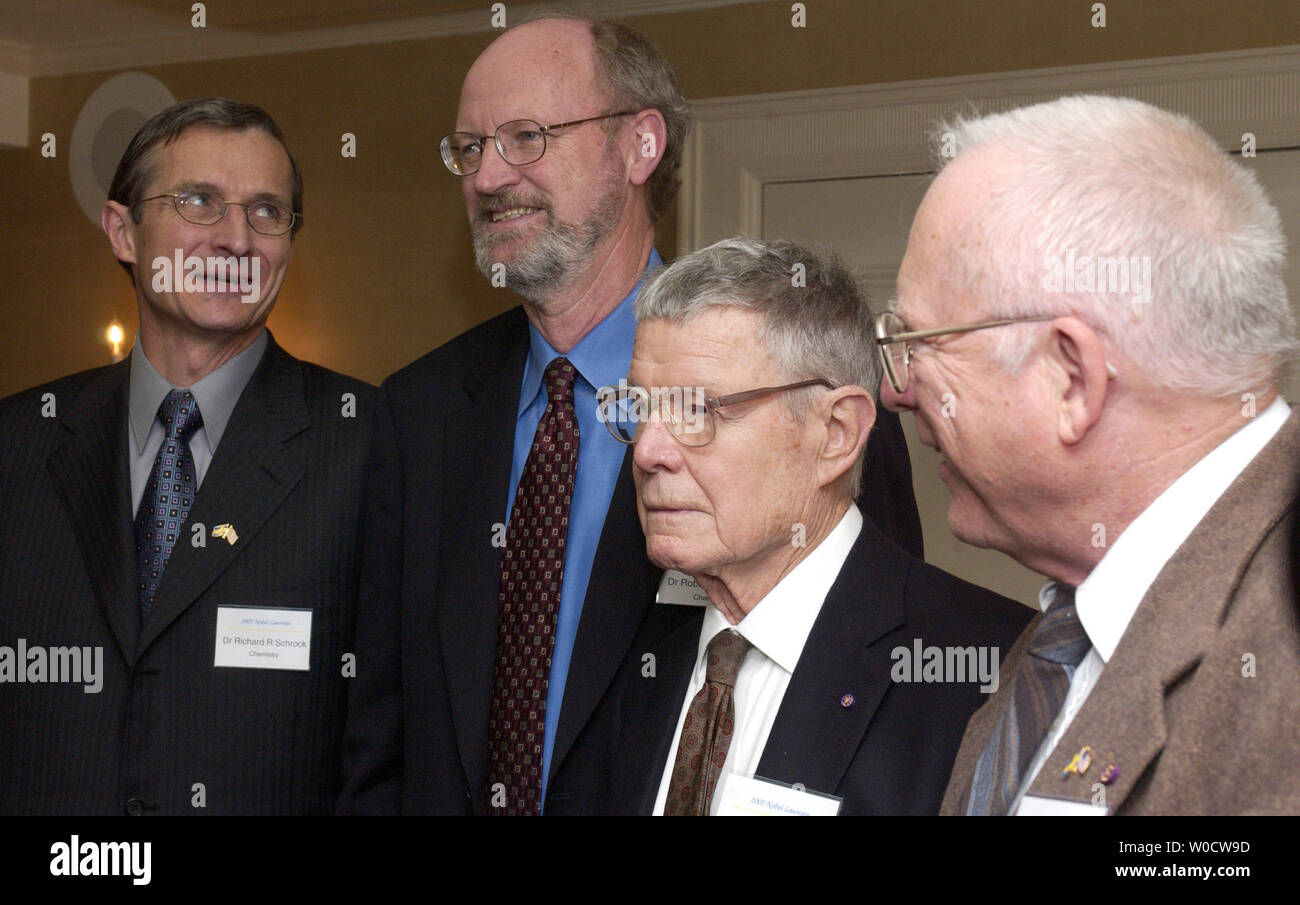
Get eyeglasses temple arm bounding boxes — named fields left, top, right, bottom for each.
left=876, top=315, right=1055, bottom=345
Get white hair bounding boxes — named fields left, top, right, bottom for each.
left=936, top=94, right=1295, bottom=397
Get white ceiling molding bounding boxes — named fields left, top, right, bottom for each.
left=0, top=70, right=28, bottom=146
left=3, top=0, right=763, bottom=77
left=678, top=44, right=1300, bottom=252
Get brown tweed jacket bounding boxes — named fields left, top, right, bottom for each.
left=941, top=410, right=1300, bottom=815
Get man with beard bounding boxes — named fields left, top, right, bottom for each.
left=339, top=15, right=922, bottom=815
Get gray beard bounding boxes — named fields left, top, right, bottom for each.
left=472, top=171, right=624, bottom=308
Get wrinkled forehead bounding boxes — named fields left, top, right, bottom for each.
left=632, top=309, right=773, bottom=387
left=146, top=125, right=293, bottom=196
left=457, top=21, right=606, bottom=130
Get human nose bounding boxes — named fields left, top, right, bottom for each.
left=631, top=409, right=683, bottom=474
left=207, top=202, right=254, bottom=256
left=880, top=372, right=916, bottom=412
left=470, top=133, right=520, bottom=196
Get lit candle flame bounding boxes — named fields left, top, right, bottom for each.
left=106, top=322, right=124, bottom=358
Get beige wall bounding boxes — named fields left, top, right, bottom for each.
left=1, top=0, right=1296, bottom=395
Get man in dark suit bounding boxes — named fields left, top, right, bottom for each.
left=560, top=238, right=1028, bottom=815
left=339, top=16, right=922, bottom=815
left=876, top=95, right=1300, bottom=815
left=0, top=98, right=374, bottom=814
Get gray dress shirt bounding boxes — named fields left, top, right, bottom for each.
left=128, top=330, right=269, bottom=515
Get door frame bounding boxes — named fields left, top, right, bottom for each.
left=678, top=44, right=1300, bottom=252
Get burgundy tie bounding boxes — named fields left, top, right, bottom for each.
left=664, top=630, right=753, bottom=816
left=487, top=357, right=580, bottom=815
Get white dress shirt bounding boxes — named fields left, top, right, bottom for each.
left=1013, top=396, right=1290, bottom=814
left=652, top=505, right=863, bottom=815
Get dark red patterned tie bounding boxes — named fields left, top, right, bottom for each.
left=664, top=630, right=753, bottom=816
left=487, top=357, right=580, bottom=815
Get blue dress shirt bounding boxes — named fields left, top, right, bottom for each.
left=506, top=249, right=663, bottom=804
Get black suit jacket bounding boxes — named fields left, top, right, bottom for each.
left=339, top=305, right=923, bottom=814
left=564, top=521, right=1031, bottom=816
left=0, top=333, right=375, bottom=815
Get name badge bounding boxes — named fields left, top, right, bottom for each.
left=1017, top=794, right=1109, bottom=816
left=214, top=606, right=312, bottom=671
left=656, top=569, right=710, bottom=607
left=713, top=773, right=842, bottom=816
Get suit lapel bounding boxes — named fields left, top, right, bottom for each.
left=1025, top=412, right=1300, bottom=812
left=756, top=526, right=906, bottom=798
left=45, top=361, right=139, bottom=661
left=138, top=337, right=309, bottom=654
left=614, top=610, right=702, bottom=814
left=437, top=319, right=529, bottom=803
left=549, top=449, right=664, bottom=781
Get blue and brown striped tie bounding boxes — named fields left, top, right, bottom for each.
left=964, top=584, right=1090, bottom=815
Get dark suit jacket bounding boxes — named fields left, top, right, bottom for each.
left=0, top=333, right=375, bottom=815
left=552, top=520, right=1030, bottom=815
left=942, top=411, right=1300, bottom=816
left=338, top=305, right=924, bottom=814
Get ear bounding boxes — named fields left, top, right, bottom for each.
left=818, top=386, right=877, bottom=490
left=101, top=200, right=138, bottom=268
left=625, top=108, right=667, bottom=188
left=1049, top=317, right=1109, bottom=445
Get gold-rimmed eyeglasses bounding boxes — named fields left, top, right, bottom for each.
left=440, top=111, right=636, bottom=176
left=135, top=191, right=300, bottom=236
left=874, top=310, right=1055, bottom=394
left=597, top=379, right=835, bottom=448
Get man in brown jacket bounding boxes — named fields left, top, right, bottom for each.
left=878, top=94, right=1300, bottom=815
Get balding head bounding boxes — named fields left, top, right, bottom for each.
left=927, top=95, right=1295, bottom=397
left=460, top=19, right=608, bottom=133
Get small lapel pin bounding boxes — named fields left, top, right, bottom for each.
left=1100, top=763, right=1119, bottom=785
left=212, top=523, right=239, bottom=545
left=839, top=693, right=855, bottom=708
left=1061, top=745, right=1093, bottom=778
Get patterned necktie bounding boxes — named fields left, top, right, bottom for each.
left=664, top=629, right=753, bottom=816
left=487, top=357, right=580, bottom=816
left=133, top=389, right=203, bottom=620
left=964, top=584, right=1091, bottom=815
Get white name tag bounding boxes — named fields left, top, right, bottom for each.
left=656, top=569, right=710, bottom=606
left=1017, top=794, right=1109, bottom=816
left=214, top=606, right=312, bottom=671
left=714, top=773, right=842, bottom=816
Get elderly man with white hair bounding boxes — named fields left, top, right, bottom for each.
left=571, top=237, right=1029, bottom=816
left=875, top=94, right=1300, bottom=815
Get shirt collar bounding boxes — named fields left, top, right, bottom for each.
left=697, top=505, right=864, bottom=674
left=518, top=248, right=663, bottom=411
left=1072, top=396, right=1291, bottom=662
left=129, top=330, right=269, bottom=453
